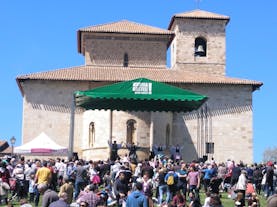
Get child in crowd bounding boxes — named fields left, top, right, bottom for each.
left=28, top=174, right=36, bottom=203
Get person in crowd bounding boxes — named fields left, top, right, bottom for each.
left=170, top=144, right=184, bottom=163
left=209, top=193, right=223, bottom=207
left=236, top=170, right=247, bottom=206
left=137, top=171, right=154, bottom=207
left=266, top=194, right=277, bottom=207
left=77, top=184, right=100, bottom=207
left=247, top=192, right=260, bottom=207
left=231, top=163, right=241, bottom=186
left=79, top=201, right=89, bottom=207
left=171, top=189, right=186, bottom=207
left=49, top=192, right=68, bottom=207
left=28, top=174, right=36, bottom=203
left=234, top=192, right=244, bottom=207
left=126, top=182, right=148, bottom=207
left=58, top=176, right=74, bottom=205
left=0, top=161, right=11, bottom=185
left=55, top=158, right=67, bottom=187
left=253, top=164, right=263, bottom=195
left=165, top=166, right=179, bottom=201
left=245, top=179, right=256, bottom=198
left=201, top=163, right=216, bottom=193
left=202, top=191, right=211, bottom=207
left=176, top=163, right=187, bottom=199
left=187, top=165, right=200, bottom=199
left=108, top=140, right=122, bottom=161
left=39, top=183, right=59, bottom=207
left=188, top=191, right=201, bottom=207
left=34, top=160, right=52, bottom=207
left=19, top=198, right=32, bottom=207
left=265, top=161, right=274, bottom=198
left=157, top=167, right=170, bottom=205
left=126, top=142, right=139, bottom=161
left=74, top=160, right=89, bottom=200
left=0, top=177, right=10, bottom=205
left=12, top=163, right=27, bottom=200
left=152, top=144, right=166, bottom=157
left=113, top=171, right=129, bottom=206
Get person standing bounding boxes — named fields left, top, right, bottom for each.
left=126, top=182, right=148, bottom=207
left=113, top=171, right=129, bottom=206
left=58, top=177, right=74, bottom=205
left=265, top=162, right=275, bottom=198
left=74, top=161, right=88, bottom=200
left=34, top=160, right=52, bottom=207
left=176, top=163, right=188, bottom=200
left=236, top=170, right=247, bottom=207
left=187, top=165, right=200, bottom=199
left=108, top=140, right=122, bottom=161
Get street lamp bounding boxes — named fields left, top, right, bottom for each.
left=10, top=136, right=16, bottom=156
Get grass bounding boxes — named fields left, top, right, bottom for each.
left=198, top=190, right=267, bottom=207
left=2, top=190, right=268, bottom=207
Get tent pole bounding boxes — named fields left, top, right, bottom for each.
left=150, top=112, right=154, bottom=153
left=68, top=93, right=75, bottom=159
left=109, top=110, right=113, bottom=158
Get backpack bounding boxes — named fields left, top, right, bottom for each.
left=167, top=174, right=175, bottom=185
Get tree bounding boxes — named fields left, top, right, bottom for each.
left=263, top=147, right=277, bottom=162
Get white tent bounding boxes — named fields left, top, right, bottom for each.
left=14, top=132, right=68, bottom=155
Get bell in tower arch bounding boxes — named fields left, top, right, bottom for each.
left=195, top=44, right=205, bottom=57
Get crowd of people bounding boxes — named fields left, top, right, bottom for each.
left=0, top=143, right=276, bottom=207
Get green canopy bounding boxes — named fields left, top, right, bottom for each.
left=75, top=78, right=207, bottom=112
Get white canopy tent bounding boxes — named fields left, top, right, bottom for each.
left=14, top=132, right=68, bottom=155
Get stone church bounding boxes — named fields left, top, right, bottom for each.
left=16, top=9, right=262, bottom=163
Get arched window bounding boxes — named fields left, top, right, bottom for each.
left=194, top=37, right=207, bottom=57
left=89, top=122, right=95, bottom=147
left=123, top=53, right=129, bottom=67
left=166, top=124, right=170, bottom=149
left=126, top=119, right=136, bottom=144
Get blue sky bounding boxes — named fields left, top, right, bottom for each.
left=1, top=1, right=276, bottom=162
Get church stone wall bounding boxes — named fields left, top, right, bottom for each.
left=171, top=19, right=226, bottom=76
left=173, top=84, right=254, bottom=163
left=84, top=37, right=167, bottom=68
left=21, top=80, right=110, bottom=158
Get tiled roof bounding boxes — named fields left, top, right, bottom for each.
left=78, top=20, right=174, bottom=35
left=169, top=9, right=230, bottom=29
left=77, top=20, right=175, bottom=53
left=17, top=65, right=262, bottom=93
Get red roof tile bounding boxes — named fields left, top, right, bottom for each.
left=16, top=65, right=262, bottom=94
left=78, top=20, right=174, bottom=35
left=169, top=9, right=230, bottom=29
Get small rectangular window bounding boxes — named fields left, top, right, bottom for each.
left=205, top=142, right=214, bottom=154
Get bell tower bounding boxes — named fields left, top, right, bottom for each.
left=168, top=10, right=230, bottom=76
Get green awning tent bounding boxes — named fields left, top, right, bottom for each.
left=75, top=78, right=208, bottom=112
left=69, top=77, right=208, bottom=158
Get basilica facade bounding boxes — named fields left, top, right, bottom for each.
left=17, top=9, right=262, bottom=163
